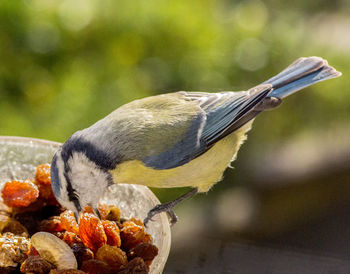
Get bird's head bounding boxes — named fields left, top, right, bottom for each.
left=50, top=142, right=113, bottom=222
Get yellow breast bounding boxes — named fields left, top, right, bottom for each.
left=111, top=122, right=252, bottom=193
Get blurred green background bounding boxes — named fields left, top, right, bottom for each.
left=1, top=0, right=350, bottom=272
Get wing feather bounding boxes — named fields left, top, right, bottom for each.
left=143, top=85, right=272, bottom=169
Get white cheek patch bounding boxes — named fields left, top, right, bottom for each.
left=67, top=152, right=110, bottom=208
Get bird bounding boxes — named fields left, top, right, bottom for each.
left=50, top=56, right=341, bottom=226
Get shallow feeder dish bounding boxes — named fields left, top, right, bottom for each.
left=0, top=136, right=171, bottom=273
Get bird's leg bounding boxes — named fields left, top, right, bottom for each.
left=144, top=187, right=198, bottom=226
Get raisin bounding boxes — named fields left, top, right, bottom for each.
left=53, top=231, right=65, bottom=239
left=14, top=212, right=38, bottom=235
left=82, top=206, right=94, bottom=214
left=20, top=255, right=56, bottom=274
left=118, top=257, right=149, bottom=274
left=142, top=233, right=153, bottom=245
left=71, top=243, right=94, bottom=268
left=96, top=204, right=121, bottom=222
left=49, top=270, right=87, bottom=274
left=35, top=164, right=51, bottom=185
left=96, top=245, right=127, bottom=271
left=0, top=232, right=29, bottom=267
left=60, top=210, right=79, bottom=234
left=1, top=217, right=29, bottom=237
left=1, top=180, right=39, bottom=208
left=97, top=204, right=108, bottom=220
left=106, top=206, right=120, bottom=222
left=128, top=243, right=158, bottom=266
left=34, top=164, right=60, bottom=205
left=129, top=218, right=144, bottom=226
left=38, top=216, right=64, bottom=233
left=0, top=266, right=16, bottom=273
left=102, top=220, right=121, bottom=247
left=78, top=213, right=107, bottom=253
left=0, top=201, right=12, bottom=215
left=120, top=221, right=147, bottom=250
left=0, top=213, right=11, bottom=232
left=61, top=231, right=82, bottom=246
left=81, top=259, right=114, bottom=274
left=36, top=183, right=58, bottom=204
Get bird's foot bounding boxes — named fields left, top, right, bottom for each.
left=144, top=203, right=178, bottom=227
left=143, top=187, right=198, bottom=227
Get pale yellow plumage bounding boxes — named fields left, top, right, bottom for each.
left=111, top=121, right=252, bottom=193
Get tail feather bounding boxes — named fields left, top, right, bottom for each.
left=265, top=57, right=341, bottom=99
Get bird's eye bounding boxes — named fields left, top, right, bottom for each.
left=68, top=189, right=79, bottom=202
left=63, top=173, right=80, bottom=202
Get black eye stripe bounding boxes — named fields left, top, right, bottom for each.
left=64, top=171, right=81, bottom=212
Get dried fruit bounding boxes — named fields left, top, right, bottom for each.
left=38, top=216, right=64, bottom=233
left=97, top=204, right=108, bottom=220
left=82, top=206, right=94, bottom=214
left=99, top=204, right=121, bottom=222
left=31, top=232, right=78, bottom=270
left=60, top=211, right=79, bottom=234
left=78, top=213, right=107, bottom=253
left=118, top=257, right=148, bottom=274
left=96, top=245, right=127, bottom=271
left=20, top=255, right=56, bottom=274
left=120, top=221, right=147, bottom=250
left=1, top=217, right=28, bottom=237
left=102, top=220, right=121, bottom=247
left=0, top=201, right=11, bottom=216
left=14, top=211, right=39, bottom=235
left=81, top=259, right=114, bottom=274
left=61, top=231, right=82, bottom=246
left=128, top=243, right=158, bottom=266
left=34, top=164, right=59, bottom=205
left=71, top=243, right=94, bottom=268
left=37, top=183, right=58, bottom=203
left=35, top=164, right=52, bottom=185
left=0, top=232, right=29, bottom=268
left=0, top=164, right=159, bottom=273
left=1, top=180, right=39, bottom=208
left=49, top=269, right=87, bottom=274
left=129, top=218, right=144, bottom=227
left=0, top=214, right=11, bottom=232
left=0, top=266, right=16, bottom=273
left=142, top=233, right=153, bottom=245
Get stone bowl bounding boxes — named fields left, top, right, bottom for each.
left=0, top=136, right=171, bottom=273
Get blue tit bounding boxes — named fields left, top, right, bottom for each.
left=50, top=57, right=341, bottom=225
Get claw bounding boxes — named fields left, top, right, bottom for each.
left=143, top=188, right=198, bottom=227
left=167, top=210, right=178, bottom=226
left=143, top=216, right=154, bottom=227
left=93, top=206, right=101, bottom=219
left=144, top=210, right=159, bottom=227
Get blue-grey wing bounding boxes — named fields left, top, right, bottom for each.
left=144, top=84, right=272, bottom=169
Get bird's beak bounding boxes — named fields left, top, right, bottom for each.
left=74, top=210, right=81, bottom=224
left=92, top=206, right=101, bottom=220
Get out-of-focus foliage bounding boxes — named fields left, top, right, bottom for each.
left=0, top=0, right=349, bottom=202
left=0, top=0, right=348, bottom=143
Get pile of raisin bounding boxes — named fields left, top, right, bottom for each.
left=0, top=164, right=159, bottom=273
